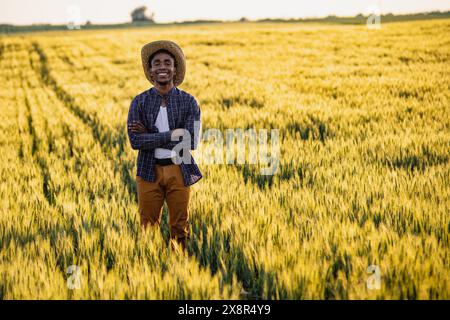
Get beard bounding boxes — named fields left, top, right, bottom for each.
left=156, top=79, right=171, bottom=85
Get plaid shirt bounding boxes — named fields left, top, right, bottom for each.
left=127, top=86, right=202, bottom=186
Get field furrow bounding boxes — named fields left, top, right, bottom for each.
left=29, top=41, right=137, bottom=200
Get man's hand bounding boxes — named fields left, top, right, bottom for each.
left=129, top=121, right=149, bottom=134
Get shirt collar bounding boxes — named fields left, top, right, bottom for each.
left=149, top=86, right=177, bottom=99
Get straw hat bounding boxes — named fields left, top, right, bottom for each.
left=141, top=40, right=186, bottom=86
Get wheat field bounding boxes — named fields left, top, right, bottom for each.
left=0, top=19, right=449, bottom=299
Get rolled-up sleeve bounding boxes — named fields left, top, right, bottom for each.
left=127, top=96, right=173, bottom=150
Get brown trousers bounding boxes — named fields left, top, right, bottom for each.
left=136, top=164, right=190, bottom=251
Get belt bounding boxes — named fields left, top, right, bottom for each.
left=155, top=158, right=175, bottom=166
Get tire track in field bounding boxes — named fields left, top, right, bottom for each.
left=23, top=44, right=128, bottom=275
left=21, top=80, right=56, bottom=206
left=6, top=42, right=56, bottom=207
left=0, top=41, right=59, bottom=251
left=30, top=41, right=136, bottom=201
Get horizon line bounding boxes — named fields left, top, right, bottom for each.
left=1, top=9, right=449, bottom=27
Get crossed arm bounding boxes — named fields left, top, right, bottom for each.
left=127, top=96, right=201, bottom=151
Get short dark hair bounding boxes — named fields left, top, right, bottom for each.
left=149, top=49, right=177, bottom=68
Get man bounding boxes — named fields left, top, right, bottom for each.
left=127, top=40, right=202, bottom=252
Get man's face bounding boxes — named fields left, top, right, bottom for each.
left=150, top=52, right=176, bottom=85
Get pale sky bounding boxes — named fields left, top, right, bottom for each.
left=0, top=0, right=449, bottom=25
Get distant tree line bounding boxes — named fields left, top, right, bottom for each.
left=0, top=10, right=448, bottom=34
